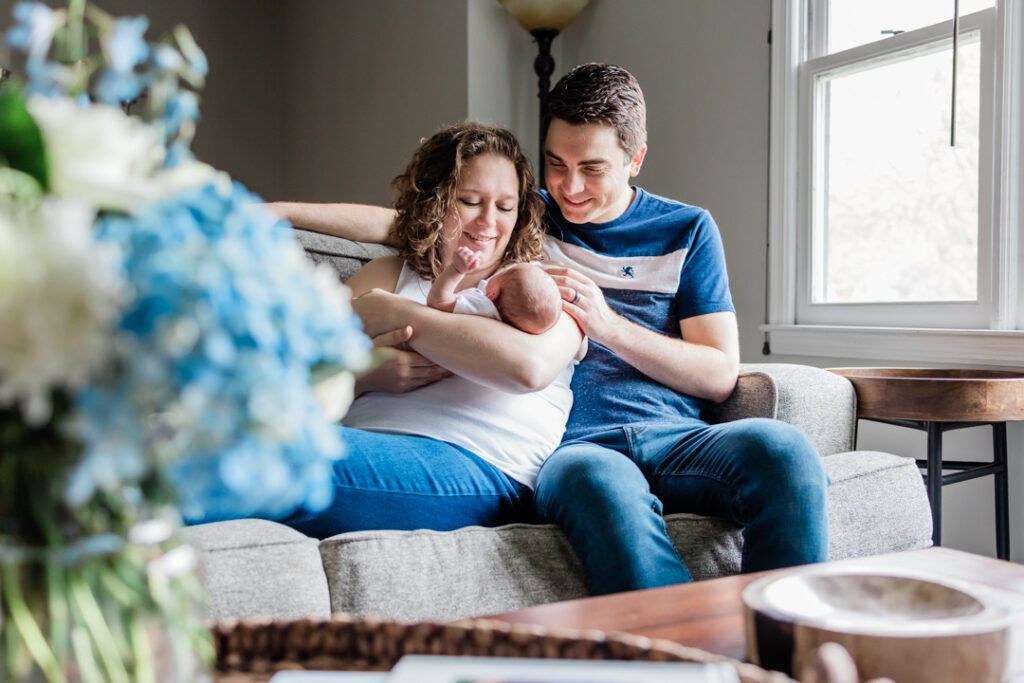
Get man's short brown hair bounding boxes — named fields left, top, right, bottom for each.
left=546, top=62, right=647, bottom=159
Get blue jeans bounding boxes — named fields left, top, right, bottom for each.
left=189, top=427, right=534, bottom=539
left=533, top=418, right=829, bottom=595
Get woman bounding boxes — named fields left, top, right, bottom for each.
left=280, top=123, right=584, bottom=539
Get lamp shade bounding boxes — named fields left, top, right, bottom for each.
left=496, top=0, right=591, bottom=32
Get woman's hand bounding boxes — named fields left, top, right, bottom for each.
left=352, top=287, right=412, bottom=338
left=354, top=326, right=451, bottom=395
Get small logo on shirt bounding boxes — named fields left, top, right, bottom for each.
left=620, top=266, right=636, bottom=279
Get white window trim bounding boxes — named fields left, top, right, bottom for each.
left=766, top=0, right=1024, bottom=367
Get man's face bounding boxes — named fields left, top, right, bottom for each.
left=543, top=118, right=646, bottom=225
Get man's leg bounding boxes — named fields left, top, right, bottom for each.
left=631, top=418, right=829, bottom=573
left=534, top=432, right=692, bottom=595
left=277, top=428, right=532, bottom=539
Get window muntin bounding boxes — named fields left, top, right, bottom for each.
left=825, top=0, right=995, bottom=54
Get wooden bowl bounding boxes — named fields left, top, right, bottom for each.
left=828, top=367, right=1024, bottom=422
left=743, top=565, right=1011, bottom=682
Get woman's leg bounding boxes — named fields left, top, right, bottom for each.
left=250, top=428, right=531, bottom=539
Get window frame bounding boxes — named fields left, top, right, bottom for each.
left=765, top=0, right=1024, bottom=365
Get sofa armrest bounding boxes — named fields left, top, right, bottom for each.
left=705, top=363, right=857, bottom=457
left=293, top=228, right=396, bottom=282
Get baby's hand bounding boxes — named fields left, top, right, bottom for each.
left=454, top=246, right=482, bottom=273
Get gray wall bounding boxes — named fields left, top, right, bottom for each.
left=559, top=1, right=771, bottom=365
left=2, top=0, right=1020, bottom=563
left=278, top=1, right=469, bottom=205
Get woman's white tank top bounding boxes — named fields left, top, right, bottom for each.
left=341, top=263, right=575, bottom=488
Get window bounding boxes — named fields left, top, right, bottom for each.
left=766, top=0, right=1024, bottom=364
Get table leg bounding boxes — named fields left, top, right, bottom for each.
left=926, top=422, right=943, bottom=547
left=994, top=422, right=1010, bottom=560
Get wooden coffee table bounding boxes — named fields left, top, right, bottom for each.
left=488, top=547, right=1024, bottom=680
left=215, top=547, right=1024, bottom=681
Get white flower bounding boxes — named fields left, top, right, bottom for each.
left=27, top=95, right=166, bottom=212
left=0, top=198, right=126, bottom=424
left=313, top=370, right=356, bottom=422
left=154, top=158, right=231, bottom=196
left=147, top=544, right=197, bottom=579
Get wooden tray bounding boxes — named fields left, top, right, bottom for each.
left=828, top=368, right=1024, bottom=422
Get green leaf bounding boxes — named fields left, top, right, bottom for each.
left=0, top=84, right=49, bottom=191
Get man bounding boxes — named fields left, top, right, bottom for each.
left=271, top=63, right=828, bottom=595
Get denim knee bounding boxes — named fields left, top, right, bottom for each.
left=727, top=418, right=828, bottom=497
left=535, top=447, right=663, bottom=524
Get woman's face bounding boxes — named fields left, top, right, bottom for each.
left=439, top=153, right=520, bottom=277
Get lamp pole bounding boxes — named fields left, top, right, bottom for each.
left=530, top=28, right=558, bottom=186
left=496, top=0, right=591, bottom=186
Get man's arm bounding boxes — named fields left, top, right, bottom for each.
left=545, top=266, right=739, bottom=402
left=267, top=202, right=399, bottom=246
left=606, top=312, right=739, bottom=402
left=353, top=288, right=583, bottom=394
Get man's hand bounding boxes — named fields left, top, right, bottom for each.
left=543, top=266, right=739, bottom=402
left=355, top=325, right=451, bottom=395
left=544, top=265, right=624, bottom=345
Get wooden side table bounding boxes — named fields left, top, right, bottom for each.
left=829, top=368, right=1024, bottom=560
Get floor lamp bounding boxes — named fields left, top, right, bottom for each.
left=497, top=0, right=591, bottom=185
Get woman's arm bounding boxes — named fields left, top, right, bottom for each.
left=353, top=288, right=583, bottom=394
left=344, top=255, right=403, bottom=296
left=267, top=202, right=399, bottom=246
left=346, top=257, right=451, bottom=396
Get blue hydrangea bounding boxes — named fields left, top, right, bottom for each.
left=94, top=67, right=144, bottom=105
left=5, top=1, right=56, bottom=60
left=8, top=2, right=205, bottom=161
left=162, top=90, right=199, bottom=138
left=106, top=16, right=150, bottom=72
left=93, top=16, right=149, bottom=106
left=68, top=181, right=371, bottom=522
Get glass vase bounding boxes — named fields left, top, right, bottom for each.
left=0, top=529, right=212, bottom=683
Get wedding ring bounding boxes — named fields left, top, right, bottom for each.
left=570, top=288, right=581, bottom=305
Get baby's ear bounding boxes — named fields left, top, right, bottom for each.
left=485, top=277, right=501, bottom=301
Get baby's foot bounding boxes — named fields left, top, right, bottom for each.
left=454, top=246, right=482, bottom=273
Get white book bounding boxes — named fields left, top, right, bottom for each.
left=269, top=672, right=388, bottom=682
left=385, top=655, right=740, bottom=683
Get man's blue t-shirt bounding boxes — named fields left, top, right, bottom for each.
left=539, top=187, right=735, bottom=441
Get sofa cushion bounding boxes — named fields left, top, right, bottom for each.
left=314, top=449, right=931, bottom=622
left=824, top=450, right=934, bottom=559
left=184, top=518, right=332, bottom=621
left=318, top=524, right=589, bottom=622
left=293, top=228, right=396, bottom=282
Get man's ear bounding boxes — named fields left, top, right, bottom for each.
left=628, top=145, right=648, bottom=177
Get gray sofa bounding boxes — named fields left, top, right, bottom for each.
left=185, top=230, right=934, bottom=624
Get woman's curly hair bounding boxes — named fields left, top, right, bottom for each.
left=391, top=123, right=544, bottom=280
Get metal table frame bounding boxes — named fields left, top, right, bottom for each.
left=862, top=417, right=1010, bottom=560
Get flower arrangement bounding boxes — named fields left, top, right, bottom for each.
left=0, top=1, right=371, bottom=679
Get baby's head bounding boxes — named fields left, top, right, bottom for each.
left=485, top=264, right=561, bottom=334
